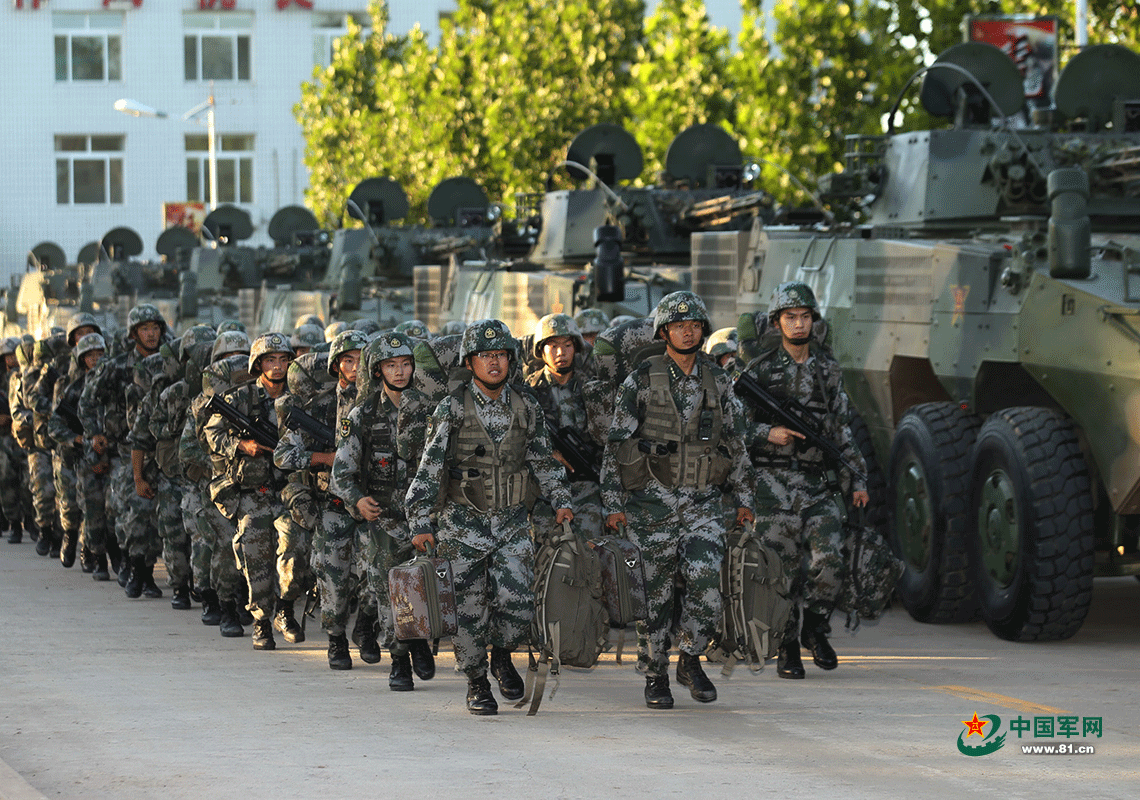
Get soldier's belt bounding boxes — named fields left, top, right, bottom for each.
left=752, top=455, right=827, bottom=475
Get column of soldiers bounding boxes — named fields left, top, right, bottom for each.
left=1, top=282, right=870, bottom=716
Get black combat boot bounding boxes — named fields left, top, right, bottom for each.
left=644, top=674, right=674, bottom=709
left=273, top=599, right=305, bottom=644
left=35, top=524, right=52, bottom=557
left=251, top=619, right=276, bottom=650
left=352, top=612, right=381, bottom=664
left=6, top=521, right=21, bottom=544
left=171, top=583, right=191, bottom=610
left=777, top=640, right=806, bottom=679
left=388, top=652, right=415, bottom=692
left=219, top=600, right=245, bottom=638
left=409, top=639, right=436, bottom=681
left=124, top=556, right=145, bottom=598
left=49, top=526, right=61, bottom=559
left=200, top=589, right=222, bottom=625
left=676, top=652, right=717, bottom=703
left=106, top=537, right=122, bottom=577
left=328, top=634, right=352, bottom=670
left=466, top=675, right=498, bottom=716
left=79, top=546, right=96, bottom=573
left=800, top=609, right=838, bottom=670
left=141, top=562, right=163, bottom=599
left=489, top=646, right=524, bottom=701
left=60, top=529, right=78, bottom=568
left=235, top=587, right=254, bottom=626
left=92, top=553, right=110, bottom=582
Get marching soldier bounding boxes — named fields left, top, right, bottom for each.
left=204, top=333, right=294, bottom=650
left=405, top=319, right=574, bottom=716
left=741, top=282, right=867, bottom=679
left=600, top=291, right=754, bottom=710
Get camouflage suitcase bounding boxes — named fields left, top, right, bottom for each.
left=389, top=553, right=458, bottom=641
left=587, top=534, right=647, bottom=627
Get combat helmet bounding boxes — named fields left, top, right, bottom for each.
left=328, top=329, right=371, bottom=377
left=74, top=332, right=106, bottom=362
left=348, top=318, right=381, bottom=336
left=216, top=319, right=247, bottom=335
left=768, top=281, right=820, bottom=323
left=705, top=327, right=738, bottom=360
left=324, top=321, right=348, bottom=342
left=66, top=312, right=101, bottom=347
left=291, top=324, right=324, bottom=352
left=179, top=325, right=217, bottom=362
left=533, top=313, right=585, bottom=360
left=287, top=351, right=335, bottom=397
left=437, top=320, right=466, bottom=337
left=460, top=319, right=516, bottom=362
left=394, top=319, right=429, bottom=340
left=294, top=313, right=324, bottom=330
left=127, top=303, right=168, bottom=339
left=574, top=308, right=610, bottom=337
left=653, top=291, right=711, bottom=338
left=360, top=331, right=415, bottom=397
left=211, top=330, right=251, bottom=363
left=0, top=336, right=20, bottom=357
left=248, top=332, right=294, bottom=377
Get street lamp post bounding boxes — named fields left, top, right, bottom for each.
left=114, top=85, right=218, bottom=211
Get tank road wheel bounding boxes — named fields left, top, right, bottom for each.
left=888, top=403, right=981, bottom=623
left=968, top=408, right=1094, bottom=641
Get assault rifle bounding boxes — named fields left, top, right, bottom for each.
left=734, top=370, right=866, bottom=481
left=549, top=425, right=603, bottom=483
left=207, top=395, right=278, bottom=451
left=56, top=398, right=83, bottom=436
left=283, top=406, right=336, bottom=452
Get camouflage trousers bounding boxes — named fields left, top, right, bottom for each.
left=311, top=500, right=369, bottom=637
left=0, top=434, right=24, bottom=525
left=182, top=479, right=211, bottom=590
left=532, top=480, right=604, bottom=546
left=77, top=461, right=108, bottom=554
left=156, top=474, right=189, bottom=588
left=367, top=516, right=415, bottom=653
left=623, top=488, right=725, bottom=678
left=233, top=488, right=286, bottom=622
left=105, top=456, right=127, bottom=549
left=28, top=450, right=55, bottom=533
left=437, top=534, right=534, bottom=677
left=117, top=459, right=160, bottom=563
left=755, top=468, right=846, bottom=632
left=53, top=449, right=81, bottom=535
left=273, top=513, right=312, bottom=603
left=191, top=483, right=242, bottom=599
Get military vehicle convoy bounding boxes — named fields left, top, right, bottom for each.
left=697, top=41, right=1140, bottom=642
left=415, top=122, right=777, bottom=335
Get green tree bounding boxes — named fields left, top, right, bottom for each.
left=623, top=0, right=735, bottom=182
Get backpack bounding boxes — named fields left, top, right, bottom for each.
left=707, top=526, right=793, bottom=676
left=835, top=507, right=905, bottom=631
left=518, top=520, right=609, bottom=715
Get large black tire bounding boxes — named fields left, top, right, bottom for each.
left=888, top=402, right=981, bottom=623
left=968, top=407, right=1095, bottom=641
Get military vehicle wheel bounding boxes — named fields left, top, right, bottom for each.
left=968, top=407, right=1094, bottom=641
left=888, top=402, right=981, bottom=623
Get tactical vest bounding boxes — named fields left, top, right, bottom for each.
left=619, top=355, right=731, bottom=491
left=446, top=385, right=530, bottom=512
left=362, top=393, right=399, bottom=501
left=226, top=383, right=280, bottom=489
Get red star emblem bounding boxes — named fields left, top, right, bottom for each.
left=962, top=712, right=987, bottom=738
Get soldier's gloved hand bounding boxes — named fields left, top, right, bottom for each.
left=238, top=439, right=271, bottom=458
left=356, top=496, right=382, bottom=522
left=736, top=507, right=755, bottom=527
left=605, top=512, right=626, bottom=531
left=92, top=434, right=109, bottom=455
left=852, top=490, right=869, bottom=508
left=412, top=532, right=435, bottom=552
left=554, top=507, right=574, bottom=525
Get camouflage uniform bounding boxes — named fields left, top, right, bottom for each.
left=405, top=321, right=572, bottom=680
left=742, top=283, right=866, bottom=644
left=0, top=339, right=22, bottom=539
left=599, top=293, right=753, bottom=682
left=20, top=343, right=57, bottom=547
left=331, top=333, right=433, bottom=660
left=44, top=338, right=91, bottom=565
left=526, top=314, right=604, bottom=545
left=204, top=333, right=294, bottom=647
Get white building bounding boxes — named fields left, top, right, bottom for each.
left=0, top=0, right=747, bottom=287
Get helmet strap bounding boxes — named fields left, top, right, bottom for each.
left=787, top=335, right=812, bottom=346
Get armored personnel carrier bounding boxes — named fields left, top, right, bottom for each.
left=418, top=122, right=776, bottom=335
left=698, top=41, right=1140, bottom=642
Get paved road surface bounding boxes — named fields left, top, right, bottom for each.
left=1, top=540, right=1137, bottom=799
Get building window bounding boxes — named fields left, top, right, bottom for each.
left=53, top=12, right=123, bottom=82
left=56, top=135, right=124, bottom=205
left=186, top=134, right=254, bottom=204
left=312, top=12, right=370, bottom=68
left=184, top=12, right=252, bottom=81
